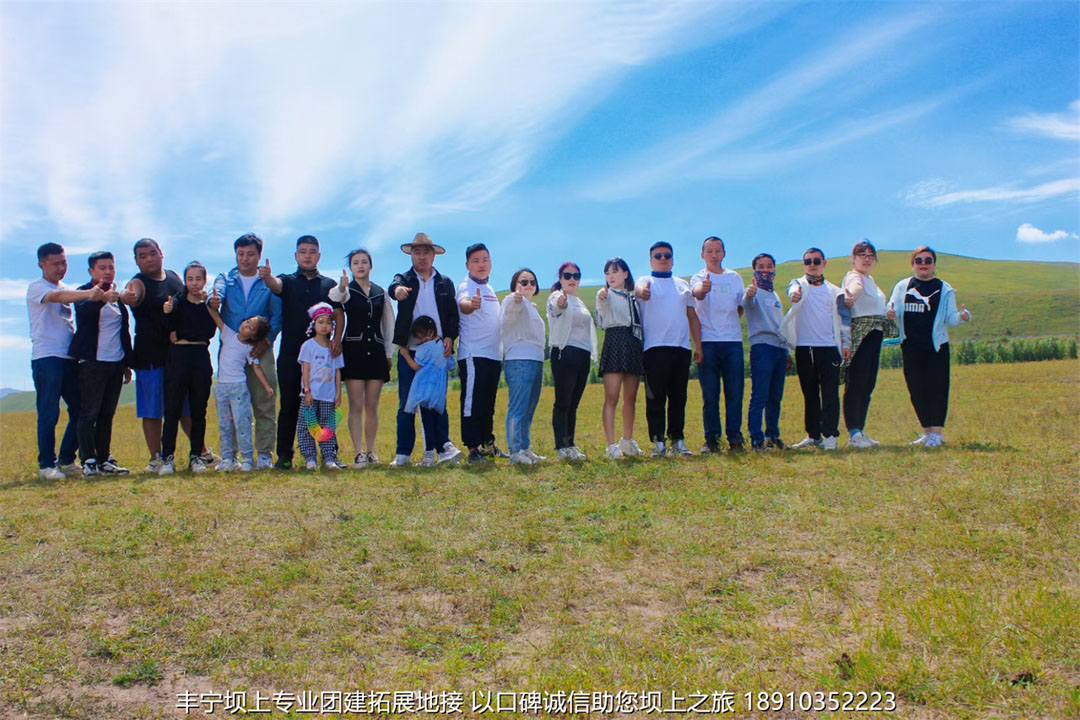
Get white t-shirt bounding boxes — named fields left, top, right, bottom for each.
left=798, top=282, right=835, bottom=347
left=639, top=276, right=696, bottom=351
left=456, top=277, right=501, bottom=360
left=691, top=268, right=744, bottom=342
left=238, top=273, right=258, bottom=300
left=410, top=272, right=443, bottom=349
left=27, top=278, right=74, bottom=360
left=844, top=271, right=887, bottom=317
left=96, top=302, right=124, bottom=362
left=218, top=326, right=259, bottom=384
left=297, top=338, right=344, bottom=402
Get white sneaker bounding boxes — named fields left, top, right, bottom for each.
left=189, top=457, right=208, bottom=473
left=508, top=450, right=533, bottom=465
left=673, top=440, right=693, bottom=456
left=305, top=459, right=318, bottom=470
left=557, top=447, right=577, bottom=461
left=618, top=438, right=643, bottom=457
left=420, top=451, right=437, bottom=467
left=239, top=460, right=253, bottom=472
left=365, top=452, right=380, bottom=466
left=216, top=459, right=237, bottom=472
left=525, top=449, right=546, bottom=462
left=847, top=431, right=873, bottom=449
left=352, top=453, right=368, bottom=469
left=651, top=441, right=666, bottom=458
left=864, top=433, right=880, bottom=447
left=605, top=443, right=623, bottom=460
left=324, top=460, right=344, bottom=470
left=909, top=433, right=929, bottom=446
left=159, top=456, right=175, bottom=475
left=570, top=446, right=587, bottom=461
left=100, top=458, right=130, bottom=474
left=255, top=454, right=273, bottom=470
left=790, top=436, right=822, bottom=450
left=389, top=454, right=411, bottom=467
left=924, top=432, right=943, bottom=448
left=38, top=466, right=65, bottom=481
left=442, top=441, right=460, bottom=457
left=58, top=461, right=81, bottom=477
left=822, top=436, right=838, bottom=451
left=435, top=446, right=460, bottom=464
left=145, top=455, right=163, bottom=473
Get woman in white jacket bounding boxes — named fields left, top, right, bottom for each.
left=500, top=268, right=547, bottom=464
left=887, top=246, right=971, bottom=447
left=547, top=261, right=597, bottom=461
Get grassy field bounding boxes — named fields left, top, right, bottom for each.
left=1, top=359, right=1077, bottom=719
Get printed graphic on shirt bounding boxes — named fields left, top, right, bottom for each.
left=904, top=286, right=940, bottom=313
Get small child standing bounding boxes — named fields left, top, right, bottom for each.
left=297, top=303, right=345, bottom=470
left=400, top=316, right=462, bottom=466
left=742, top=253, right=789, bottom=451
left=160, top=261, right=216, bottom=475
left=207, top=303, right=274, bottom=472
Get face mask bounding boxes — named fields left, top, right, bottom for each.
left=754, top=270, right=775, bottom=292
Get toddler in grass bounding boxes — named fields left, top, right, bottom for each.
left=206, top=303, right=274, bottom=471
left=400, top=316, right=461, bottom=466
left=297, top=303, right=345, bottom=470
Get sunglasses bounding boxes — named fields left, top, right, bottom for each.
left=517, top=278, right=536, bottom=286
left=652, top=252, right=673, bottom=260
left=803, top=257, right=823, bottom=266
left=913, top=256, right=935, bottom=265
left=561, top=272, right=581, bottom=281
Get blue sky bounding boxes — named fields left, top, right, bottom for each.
left=1, top=1, right=1077, bottom=389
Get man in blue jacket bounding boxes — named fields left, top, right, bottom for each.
left=70, top=251, right=133, bottom=476
left=211, top=233, right=283, bottom=470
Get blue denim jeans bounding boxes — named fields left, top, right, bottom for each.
left=747, top=343, right=788, bottom=445
left=697, top=341, right=744, bottom=443
left=396, top=351, right=450, bottom=457
left=32, top=356, right=80, bottom=469
left=504, top=359, right=543, bottom=453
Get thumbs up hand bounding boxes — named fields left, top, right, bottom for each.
left=258, top=258, right=272, bottom=281
left=471, top=288, right=482, bottom=311
left=959, top=303, right=970, bottom=322
left=701, top=275, right=712, bottom=294
left=844, top=290, right=855, bottom=308
left=102, top=282, right=120, bottom=303
left=886, top=301, right=896, bottom=321
left=394, top=285, right=412, bottom=301
left=512, top=290, right=522, bottom=304
left=339, top=269, right=348, bottom=292
left=163, top=295, right=174, bottom=314
left=636, top=280, right=651, bottom=301
left=597, top=286, right=608, bottom=302
left=556, top=290, right=568, bottom=309
left=790, top=287, right=802, bottom=303
left=744, top=283, right=757, bottom=299
left=208, top=287, right=221, bottom=311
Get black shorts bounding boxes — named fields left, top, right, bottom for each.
left=342, top=341, right=390, bottom=382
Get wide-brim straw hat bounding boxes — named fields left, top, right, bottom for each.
left=400, top=232, right=445, bottom=255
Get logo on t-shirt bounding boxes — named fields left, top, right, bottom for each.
left=904, top=286, right=939, bottom=313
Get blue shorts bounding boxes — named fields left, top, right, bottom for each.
left=136, top=367, right=190, bottom=419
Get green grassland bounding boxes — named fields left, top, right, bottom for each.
left=1, top=360, right=1077, bottom=719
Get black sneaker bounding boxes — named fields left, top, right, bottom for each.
left=100, top=457, right=131, bottom=474
left=273, top=458, right=293, bottom=470
left=467, top=449, right=490, bottom=465
left=491, top=444, right=510, bottom=459
left=765, top=437, right=786, bottom=451
left=699, top=437, right=722, bottom=454
left=728, top=436, right=746, bottom=453
left=82, top=460, right=99, bottom=477
left=750, top=441, right=766, bottom=452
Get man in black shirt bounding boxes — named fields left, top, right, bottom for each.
left=120, top=238, right=209, bottom=472
left=263, top=235, right=341, bottom=469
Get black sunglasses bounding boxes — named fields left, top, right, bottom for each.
left=652, top=252, right=673, bottom=260
left=561, top=272, right=582, bottom=281
left=803, top=257, right=823, bottom=266
left=913, top=256, right=935, bottom=265
left=517, top=278, right=536, bottom=286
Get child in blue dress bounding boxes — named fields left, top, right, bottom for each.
left=400, top=316, right=461, bottom=466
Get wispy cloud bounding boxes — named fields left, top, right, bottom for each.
left=1, top=2, right=775, bottom=252
left=904, top=178, right=1080, bottom=207
left=1016, top=223, right=1078, bottom=244
left=1008, top=99, right=1080, bottom=141
left=0, top=279, right=34, bottom=302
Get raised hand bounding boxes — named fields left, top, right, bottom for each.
left=88, top=284, right=106, bottom=302
left=162, top=295, right=174, bottom=314
left=701, top=275, right=712, bottom=294
left=120, top=282, right=139, bottom=306
left=886, top=301, right=896, bottom=321
left=208, top=288, right=220, bottom=311
left=959, top=303, right=970, bottom=322
left=102, top=282, right=120, bottom=303
left=512, top=290, right=523, bottom=304
left=790, top=287, right=802, bottom=303
left=394, top=285, right=413, bottom=302
left=556, top=290, right=568, bottom=309
left=637, top=281, right=651, bottom=301
left=471, top=288, right=482, bottom=311
left=597, top=286, right=608, bottom=302
left=339, top=269, right=348, bottom=292
left=258, top=258, right=272, bottom=282
left=844, top=291, right=855, bottom=308
left=744, top=283, right=757, bottom=299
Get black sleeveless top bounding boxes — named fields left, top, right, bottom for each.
left=342, top=281, right=387, bottom=345
left=131, top=270, right=183, bottom=369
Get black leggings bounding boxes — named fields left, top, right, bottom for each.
left=902, top=341, right=950, bottom=427
left=643, top=346, right=691, bottom=442
left=844, top=330, right=882, bottom=432
left=551, top=346, right=590, bottom=449
left=162, top=345, right=212, bottom=459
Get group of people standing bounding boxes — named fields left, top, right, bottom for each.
left=27, top=232, right=971, bottom=479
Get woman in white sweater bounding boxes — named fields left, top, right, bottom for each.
left=840, top=239, right=888, bottom=448
left=500, top=268, right=547, bottom=464
left=547, top=261, right=597, bottom=461
left=595, top=257, right=644, bottom=458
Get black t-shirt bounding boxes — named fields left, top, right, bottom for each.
left=130, top=269, right=183, bottom=369
left=902, top=277, right=942, bottom=344
left=167, top=292, right=217, bottom=344
left=278, top=270, right=340, bottom=359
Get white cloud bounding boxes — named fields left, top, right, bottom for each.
left=1016, top=223, right=1078, bottom=244
left=905, top=178, right=1080, bottom=207
left=1, top=2, right=775, bottom=253
left=0, top=279, right=34, bottom=301
left=1008, top=99, right=1080, bottom=141
left=0, top=334, right=30, bottom=350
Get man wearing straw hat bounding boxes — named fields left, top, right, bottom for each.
left=387, top=233, right=462, bottom=466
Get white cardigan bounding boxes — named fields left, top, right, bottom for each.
left=778, top=277, right=851, bottom=352
left=500, top=294, right=546, bottom=360
left=546, top=291, right=597, bottom=362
